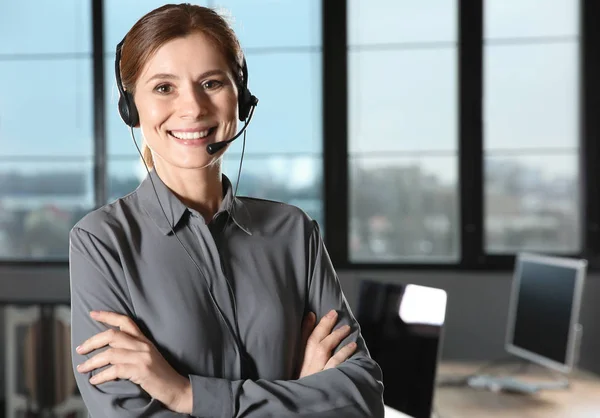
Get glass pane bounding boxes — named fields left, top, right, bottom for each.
left=105, top=1, right=320, bottom=51
left=0, top=161, right=94, bottom=259
left=1, top=304, right=88, bottom=417
left=0, top=1, right=91, bottom=54
left=109, top=155, right=324, bottom=228
left=104, top=0, right=206, bottom=53
left=348, top=49, right=457, bottom=153
left=106, top=52, right=322, bottom=156
left=108, top=159, right=147, bottom=203
left=484, top=1, right=580, bottom=255
left=0, top=59, right=93, bottom=157
left=212, top=0, right=321, bottom=48
left=485, top=154, right=580, bottom=253
left=485, top=0, right=578, bottom=39
left=223, top=154, right=323, bottom=227
left=348, top=0, right=458, bottom=264
left=239, top=52, right=321, bottom=154
left=484, top=43, right=578, bottom=150
left=349, top=156, right=459, bottom=262
left=348, top=0, right=457, bottom=45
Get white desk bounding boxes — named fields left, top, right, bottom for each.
left=384, top=405, right=412, bottom=418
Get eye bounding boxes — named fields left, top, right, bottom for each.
left=202, top=80, right=223, bottom=90
left=154, top=84, right=173, bottom=94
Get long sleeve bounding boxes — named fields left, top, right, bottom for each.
left=71, top=214, right=384, bottom=417
left=69, top=227, right=188, bottom=417
left=188, top=220, right=385, bottom=418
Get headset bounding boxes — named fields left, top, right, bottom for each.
left=114, top=35, right=259, bottom=378
left=115, top=37, right=258, bottom=153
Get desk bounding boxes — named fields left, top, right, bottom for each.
left=435, top=362, right=600, bottom=418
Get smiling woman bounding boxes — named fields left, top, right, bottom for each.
left=69, top=4, right=384, bottom=418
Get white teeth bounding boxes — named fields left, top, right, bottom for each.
left=170, top=129, right=211, bottom=140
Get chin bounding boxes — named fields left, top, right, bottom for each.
left=176, top=154, right=220, bottom=170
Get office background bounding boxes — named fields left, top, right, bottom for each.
left=1, top=0, right=599, bottom=414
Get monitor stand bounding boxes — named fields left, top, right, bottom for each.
left=436, top=356, right=573, bottom=395
left=468, top=323, right=583, bottom=395
left=466, top=373, right=570, bottom=395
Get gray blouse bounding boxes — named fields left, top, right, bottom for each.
left=69, top=169, right=384, bottom=417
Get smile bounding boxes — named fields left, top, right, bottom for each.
left=168, top=127, right=217, bottom=140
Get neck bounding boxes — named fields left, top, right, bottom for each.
left=153, top=160, right=223, bottom=224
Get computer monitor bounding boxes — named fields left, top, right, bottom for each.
left=505, top=252, right=587, bottom=374
left=357, top=280, right=447, bottom=418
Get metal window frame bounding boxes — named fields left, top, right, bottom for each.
left=581, top=0, right=600, bottom=269
left=93, top=0, right=107, bottom=209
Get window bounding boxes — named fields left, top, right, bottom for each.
left=1, top=0, right=585, bottom=266
left=484, top=0, right=580, bottom=253
left=0, top=1, right=93, bottom=259
left=347, top=1, right=459, bottom=262
left=105, top=0, right=324, bottom=227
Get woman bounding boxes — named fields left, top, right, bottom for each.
left=70, top=4, right=384, bottom=417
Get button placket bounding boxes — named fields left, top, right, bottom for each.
left=191, top=215, right=245, bottom=378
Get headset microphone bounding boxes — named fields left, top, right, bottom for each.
left=206, top=102, right=257, bottom=155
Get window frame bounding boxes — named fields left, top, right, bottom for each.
left=0, top=0, right=597, bottom=276
left=325, top=0, right=596, bottom=271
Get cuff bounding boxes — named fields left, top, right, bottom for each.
left=189, top=374, right=233, bottom=418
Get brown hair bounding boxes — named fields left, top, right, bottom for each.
left=119, top=3, right=244, bottom=168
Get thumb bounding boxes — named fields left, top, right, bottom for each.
left=301, top=311, right=316, bottom=345
left=295, top=312, right=316, bottom=379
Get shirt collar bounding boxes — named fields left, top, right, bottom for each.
left=137, top=169, right=253, bottom=236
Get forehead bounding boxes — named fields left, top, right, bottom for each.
left=140, top=32, right=230, bottom=79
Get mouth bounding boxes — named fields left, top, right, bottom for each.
left=167, top=127, right=218, bottom=145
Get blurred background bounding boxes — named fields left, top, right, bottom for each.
left=0, top=0, right=598, bottom=417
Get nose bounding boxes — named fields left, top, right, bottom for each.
left=178, top=84, right=209, bottom=119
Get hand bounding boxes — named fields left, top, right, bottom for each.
left=75, top=311, right=193, bottom=414
left=296, top=309, right=358, bottom=379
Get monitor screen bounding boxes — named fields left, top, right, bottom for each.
left=506, top=253, right=587, bottom=373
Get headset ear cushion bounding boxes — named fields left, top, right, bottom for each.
left=238, top=87, right=251, bottom=121
left=118, top=91, right=139, bottom=127
left=118, top=95, right=131, bottom=126
left=127, top=94, right=140, bottom=127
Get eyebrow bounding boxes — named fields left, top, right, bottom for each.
left=145, top=69, right=228, bottom=85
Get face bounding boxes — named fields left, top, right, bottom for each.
left=133, top=32, right=239, bottom=170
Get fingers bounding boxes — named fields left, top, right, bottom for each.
left=324, top=341, right=358, bottom=370
left=307, top=309, right=338, bottom=346
left=320, top=324, right=352, bottom=351
left=76, top=311, right=147, bottom=355
left=76, top=347, right=146, bottom=374
left=297, top=311, right=357, bottom=379
left=89, top=311, right=144, bottom=339
left=88, top=363, right=136, bottom=385
left=77, top=327, right=149, bottom=355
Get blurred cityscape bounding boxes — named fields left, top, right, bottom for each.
left=351, top=157, right=579, bottom=262
left=0, top=156, right=579, bottom=261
